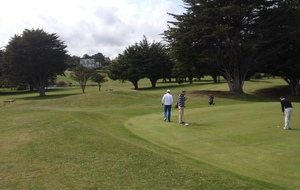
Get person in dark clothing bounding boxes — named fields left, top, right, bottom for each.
left=209, top=94, right=215, bottom=105
left=280, top=96, right=293, bottom=130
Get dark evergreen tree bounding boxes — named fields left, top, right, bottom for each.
left=256, top=1, right=300, bottom=95
left=109, top=44, right=145, bottom=89
left=3, top=28, right=68, bottom=96
left=164, top=0, right=277, bottom=93
left=108, top=36, right=173, bottom=89
left=145, top=39, right=174, bottom=88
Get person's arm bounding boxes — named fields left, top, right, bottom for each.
left=178, top=95, right=183, bottom=107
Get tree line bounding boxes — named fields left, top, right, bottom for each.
left=1, top=0, right=300, bottom=96
left=0, top=29, right=108, bottom=96
left=109, top=0, right=300, bottom=95
left=163, top=0, right=300, bottom=95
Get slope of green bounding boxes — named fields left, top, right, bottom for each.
left=0, top=76, right=298, bottom=189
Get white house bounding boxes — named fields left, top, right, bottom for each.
left=79, top=59, right=101, bottom=69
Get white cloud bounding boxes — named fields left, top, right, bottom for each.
left=0, top=0, right=184, bottom=59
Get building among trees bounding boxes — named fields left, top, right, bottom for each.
left=80, top=58, right=101, bottom=69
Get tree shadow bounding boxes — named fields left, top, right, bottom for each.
left=253, top=85, right=300, bottom=102
left=21, top=93, right=79, bottom=100
left=1, top=88, right=80, bottom=101
left=136, top=83, right=191, bottom=91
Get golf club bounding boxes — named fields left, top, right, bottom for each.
left=277, top=115, right=284, bottom=128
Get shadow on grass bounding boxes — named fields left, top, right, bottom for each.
left=134, top=82, right=300, bottom=102
left=188, top=85, right=300, bottom=103
left=189, top=90, right=276, bottom=102
left=1, top=88, right=80, bottom=101
left=135, top=83, right=191, bottom=91
left=21, top=93, right=79, bottom=100
left=248, top=79, right=276, bottom=83
left=0, top=90, right=35, bottom=95
left=253, top=86, right=300, bottom=102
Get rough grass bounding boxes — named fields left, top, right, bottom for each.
left=0, top=76, right=299, bottom=189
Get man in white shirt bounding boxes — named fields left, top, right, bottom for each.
left=162, top=89, right=173, bottom=122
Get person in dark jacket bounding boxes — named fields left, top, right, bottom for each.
left=209, top=94, right=215, bottom=105
left=178, top=90, right=187, bottom=124
left=280, top=96, right=293, bottom=130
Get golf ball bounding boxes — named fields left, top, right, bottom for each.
left=277, top=126, right=279, bottom=128
left=185, top=123, right=189, bottom=126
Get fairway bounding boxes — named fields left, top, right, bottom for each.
left=126, top=101, right=300, bottom=189
left=1, top=77, right=300, bottom=189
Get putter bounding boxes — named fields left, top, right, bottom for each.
left=277, top=115, right=284, bottom=128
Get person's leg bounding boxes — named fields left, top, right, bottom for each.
left=164, top=105, right=167, bottom=120
left=285, top=108, right=292, bottom=129
left=167, top=105, right=171, bottom=121
left=178, top=107, right=184, bottom=123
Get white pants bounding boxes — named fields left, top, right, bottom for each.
left=284, top=108, right=293, bottom=129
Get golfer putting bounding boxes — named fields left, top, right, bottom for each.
left=279, top=96, right=293, bottom=130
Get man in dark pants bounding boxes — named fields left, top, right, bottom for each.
left=280, top=96, right=293, bottom=130
left=162, top=89, right=173, bottom=122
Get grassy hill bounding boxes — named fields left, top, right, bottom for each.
left=0, top=76, right=299, bottom=189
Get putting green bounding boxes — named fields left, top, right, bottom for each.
left=125, top=102, right=300, bottom=188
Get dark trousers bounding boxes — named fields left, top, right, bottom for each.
left=164, top=105, right=172, bottom=121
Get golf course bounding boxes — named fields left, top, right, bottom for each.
left=0, top=75, right=299, bottom=189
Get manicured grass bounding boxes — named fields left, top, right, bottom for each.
left=126, top=102, right=300, bottom=189
left=0, top=76, right=298, bottom=189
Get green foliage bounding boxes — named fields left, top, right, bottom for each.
left=70, top=65, right=96, bottom=93
left=109, top=36, right=173, bottom=89
left=65, top=55, right=80, bottom=70
left=109, top=47, right=144, bottom=89
left=56, top=80, right=69, bottom=87
left=164, top=0, right=278, bottom=93
left=3, top=28, right=68, bottom=96
left=91, top=72, right=107, bottom=91
left=256, top=1, right=300, bottom=95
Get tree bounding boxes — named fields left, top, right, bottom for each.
left=70, top=65, right=96, bottom=93
left=91, top=72, right=107, bottom=91
left=256, top=1, right=300, bottom=95
left=109, top=45, right=145, bottom=89
left=0, top=49, right=5, bottom=87
left=82, top=54, right=91, bottom=59
left=109, top=36, right=173, bottom=89
left=144, top=37, right=173, bottom=88
left=66, top=55, right=80, bottom=70
left=164, top=0, right=277, bottom=93
left=164, top=10, right=200, bottom=84
left=91, top=52, right=111, bottom=69
left=3, top=28, right=68, bottom=96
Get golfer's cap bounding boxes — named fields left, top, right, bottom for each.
left=167, top=89, right=170, bottom=93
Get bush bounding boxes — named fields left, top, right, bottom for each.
left=56, top=80, right=68, bottom=87
left=253, top=73, right=262, bottom=80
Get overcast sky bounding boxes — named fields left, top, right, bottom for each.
left=0, top=0, right=185, bottom=59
